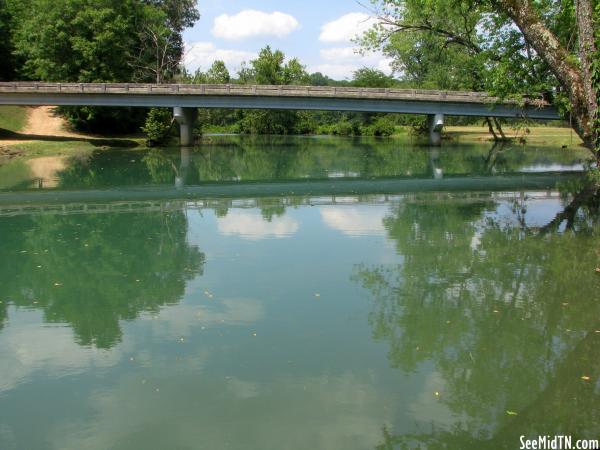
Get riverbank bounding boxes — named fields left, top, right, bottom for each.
left=0, top=106, right=143, bottom=162
left=0, top=106, right=586, bottom=163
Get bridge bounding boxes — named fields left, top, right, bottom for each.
left=0, top=82, right=560, bottom=145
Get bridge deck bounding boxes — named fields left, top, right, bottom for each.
left=0, top=82, right=547, bottom=105
left=0, top=82, right=558, bottom=119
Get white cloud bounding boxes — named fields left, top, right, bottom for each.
left=319, top=12, right=376, bottom=43
left=309, top=47, right=394, bottom=79
left=184, top=41, right=256, bottom=73
left=212, top=10, right=299, bottom=40
left=320, top=206, right=388, bottom=236
left=217, top=210, right=299, bottom=240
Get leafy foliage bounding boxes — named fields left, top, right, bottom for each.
left=142, top=107, right=174, bottom=146
left=2, top=0, right=198, bottom=132
left=360, top=0, right=598, bottom=154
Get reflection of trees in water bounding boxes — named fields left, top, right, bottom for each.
left=0, top=211, right=205, bottom=349
left=51, top=138, right=592, bottom=189
left=353, top=192, right=600, bottom=448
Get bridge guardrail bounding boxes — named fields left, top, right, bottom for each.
left=0, top=82, right=549, bottom=106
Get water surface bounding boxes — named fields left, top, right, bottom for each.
left=0, top=137, right=598, bottom=449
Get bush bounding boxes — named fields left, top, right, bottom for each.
left=332, top=120, right=362, bottom=136
left=142, top=108, right=174, bottom=147
left=367, top=116, right=396, bottom=136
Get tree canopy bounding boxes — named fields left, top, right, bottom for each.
left=1, top=0, right=199, bottom=131
left=360, top=0, right=599, bottom=157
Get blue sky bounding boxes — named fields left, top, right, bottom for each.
left=182, top=0, right=392, bottom=80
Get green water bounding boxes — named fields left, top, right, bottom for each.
left=0, top=137, right=599, bottom=450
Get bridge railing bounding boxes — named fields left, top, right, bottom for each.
left=0, top=82, right=548, bottom=106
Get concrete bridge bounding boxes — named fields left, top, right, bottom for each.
left=0, top=82, right=560, bottom=145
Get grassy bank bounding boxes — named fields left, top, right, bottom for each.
left=445, top=124, right=583, bottom=149
left=0, top=105, right=28, bottom=134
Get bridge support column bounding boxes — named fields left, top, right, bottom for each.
left=173, top=107, right=197, bottom=146
left=428, top=113, right=444, bottom=146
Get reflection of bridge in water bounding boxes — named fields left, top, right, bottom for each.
left=0, top=192, right=561, bottom=217
left=0, top=174, right=574, bottom=217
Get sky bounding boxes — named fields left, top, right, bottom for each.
left=182, top=0, right=393, bottom=80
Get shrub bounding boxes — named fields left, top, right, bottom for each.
left=368, top=116, right=396, bottom=136
left=142, top=108, right=174, bottom=147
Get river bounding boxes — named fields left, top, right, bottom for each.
left=0, top=136, right=598, bottom=449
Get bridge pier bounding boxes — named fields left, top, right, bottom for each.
left=173, top=107, right=197, bottom=146
left=175, top=147, right=191, bottom=189
left=428, top=113, right=444, bottom=146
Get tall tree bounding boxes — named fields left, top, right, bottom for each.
left=6, top=0, right=199, bottom=131
left=236, top=46, right=311, bottom=135
left=0, top=0, right=16, bottom=80
left=362, top=0, right=599, bottom=159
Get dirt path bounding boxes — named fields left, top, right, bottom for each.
left=0, top=106, right=89, bottom=147
left=21, top=106, right=83, bottom=138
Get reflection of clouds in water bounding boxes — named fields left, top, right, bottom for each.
left=146, top=298, right=264, bottom=339
left=217, top=210, right=299, bottom=240
left=320, top=206, right=388, bottom=236
left=53, top=371, right=392, bottom=450
left=0, top=297, right=265, bottom=392
left=0, top=308, right=122, bottom=393
left=409, top=370, right=465, bottom=428
left=487, top=194, right=566, bottom=229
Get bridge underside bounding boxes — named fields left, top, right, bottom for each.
left=0, top=92, right=560, bottom=146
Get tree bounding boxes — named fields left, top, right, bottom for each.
left=352, top=67, right=396, bottom=88
left=5, top=0, right=199, bottom=131
left=142, top=107, right=175, bottom=146
left=236, top=46, right=311, bottom=135
left=361, top=0, right=599, bottom=160
left=131, top=6, right=181, bottom=84
left=491, top=0, right=598, bottom=154
left=206, top=60, right=230, bottom=84
left=0, top=0, right=16, bottom=80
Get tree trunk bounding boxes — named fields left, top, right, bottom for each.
left=575, top=0, right=598, bottom=150
left=494, top=0, right=596, bottom=154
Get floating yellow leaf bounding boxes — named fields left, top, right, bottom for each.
left=581, top=376, right=591, bottom=381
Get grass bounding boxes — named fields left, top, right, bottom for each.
left=0, top=106, right=28, bottom=134
left=444, top=124, right=584, bottom=149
